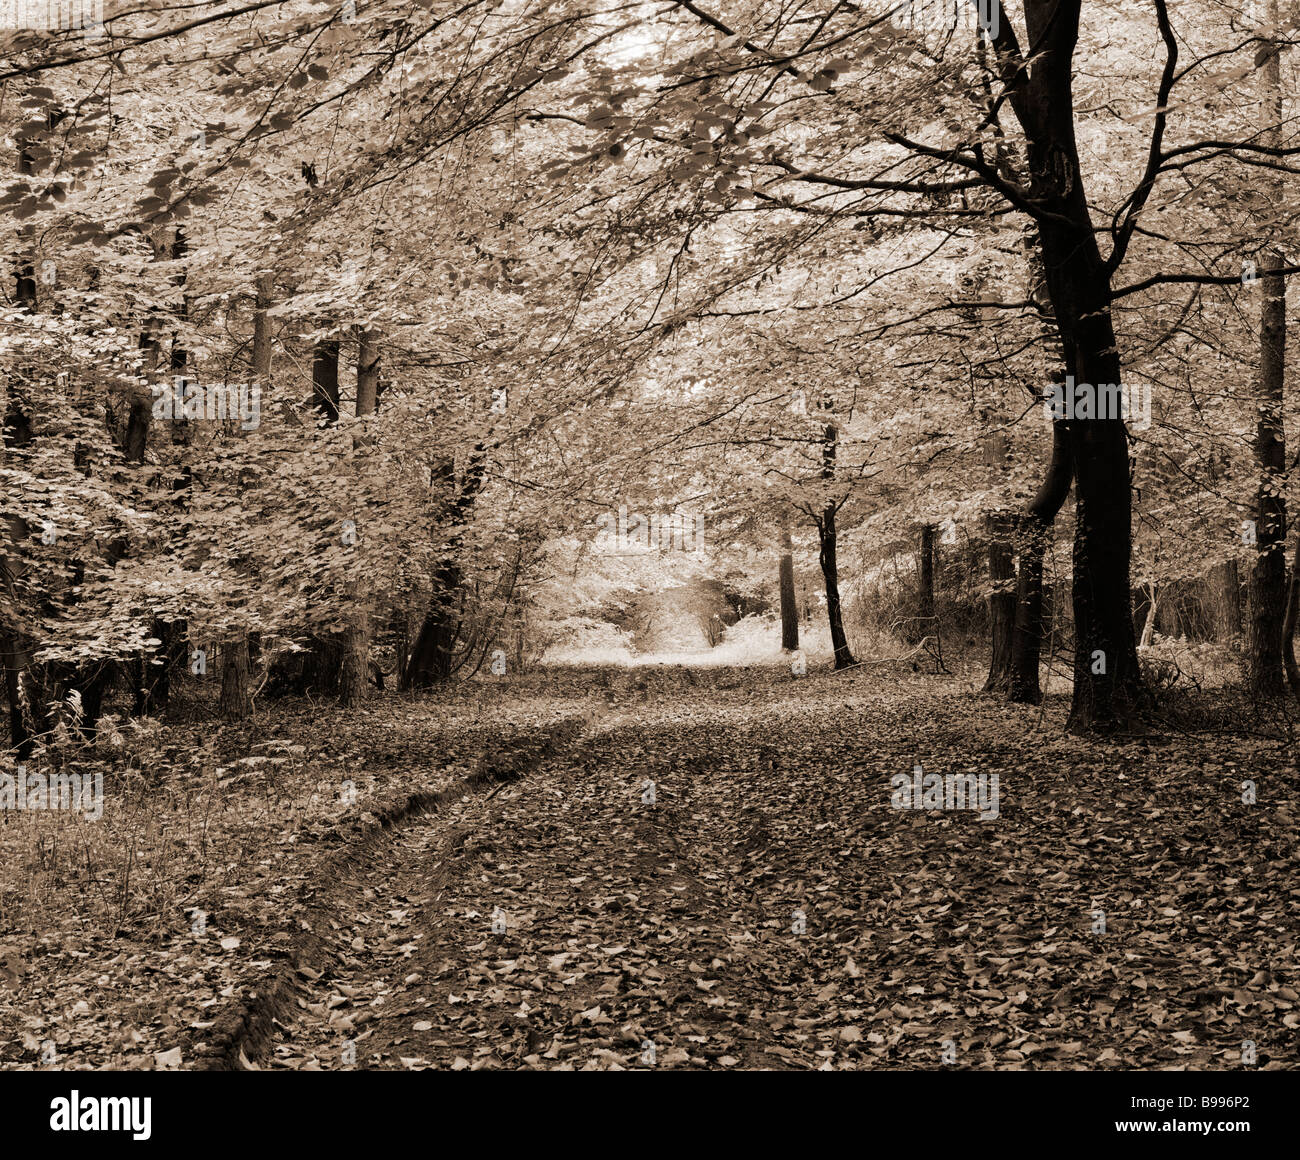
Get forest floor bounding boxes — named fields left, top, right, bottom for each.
left=1, top=663, right=1297, bottom=1070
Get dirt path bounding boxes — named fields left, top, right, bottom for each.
left=264, top=674, right=1299, bottom=1071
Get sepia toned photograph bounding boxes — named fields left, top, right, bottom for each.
left=0, top=0, right=1293, bottom=1142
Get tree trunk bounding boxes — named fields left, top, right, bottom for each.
left=401, top=450, right=486, bottom=690
left=339, top=329, right=380, bottom=708
left=339, top=605, right=370, bottom=707
left=778, top=525, right=798, bottom=651
left=1139, top=584, right=1158, bottom=648
left=1009, top=221, right=1073, bottom=705
left=279, top=332, right=343, bottom=693
left=1010, top=529, right=1048, bottom=704
left=252, top=275, right=273, bottom=382
left=2, top=133, right=38, bottom=750
left=819, top=514, right=853, bottom=668
left=1246, top=240, right=1287, bottom=695
left=1282, top=543, right=1300, bottom=696
left=136, top=615, right=185, bottom=716
left=214, top=277, right=272, bottom=721
left=312, top=336, right=340, bottom=423
left=137, top=228, right=192, bottom=717
left=170, top=225, right=189, bottom=374
left=916, top=523, right=936, bottom=635
left=1210, top=559, right=1242, bottom=640
left=983, top=512, right=1016, bottom=692
left=942, top=2, right=1146, bottom=728
left=2, top=124, right=54, bottom=747
left=1005, top=0, right=1144, bottom=731
left=1244, top=1, right=1288, bottom=696
left=356, top=327, right=380, bottom=417
left=219, top=637, right=253, bottom=720
left=1062, top=349, right=1143, bottom=732
left=816, top=406, right=855, bottom=668
left=1, top=632, right=35, bottom=757
left=403, top=564, right=463, bottom=688
left=123, top=395, right=150, bottom=462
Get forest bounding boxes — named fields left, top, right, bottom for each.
left=0, top=0, right=1297, bottom=1089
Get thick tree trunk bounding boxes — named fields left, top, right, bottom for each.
left=356, top=328, right=380, bottom=417
left=123, top=396, right=150, bottom=462
left=312, top=336, right=340, bottom=423
left=1246, top=244, right=1287, bottom=696
left=1245, top=0, right=1289, bottom=697
left=219, top=636, right=253, bottom=720
left=959, top=1, right=1145, bottom=728
left=136, top=615, right=185, bottom=716
left=339, top=605, right=370, bottom=707
left=70, top=660, right=111, bottom=734
left=983, top=512, right=1016, bottom=692
left=1009, top=519, right=1051, bottom=705
left=1063, top=361, right=1143, bottom=732
left=402, top=450, right=485, bottom=690
left=778, top=525, right=798, bottom=651
left=1, top=632, right=34, bottom=756
left=402, top=563, right=463, bottom=688
left=1211, top=559, right=1242, bottom=640
left=1013, top=0, right=1142, bottom=730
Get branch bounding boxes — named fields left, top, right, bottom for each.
left=883, top=131, right=1076, bottom=227
left=1106, top=0, right=1178, bottom=275
left=1112, top=264, right=1300, bottom=299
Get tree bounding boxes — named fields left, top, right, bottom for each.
left=1245, top=0, right=1289, bottom=697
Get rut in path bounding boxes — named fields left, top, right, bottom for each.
left=271, top=706, right=848, bottom=1070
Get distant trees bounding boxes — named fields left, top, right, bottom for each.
left=0, top=0, right=1297, bottom=744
